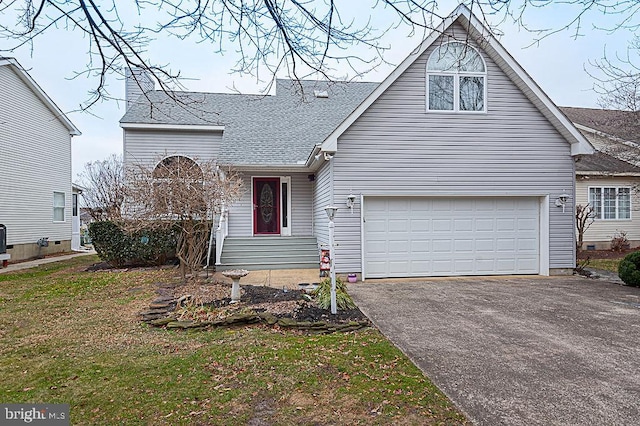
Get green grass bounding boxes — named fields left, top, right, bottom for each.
left=586, top=258, right=622, bottom=273
left=0, top=256, right=467, bottom=425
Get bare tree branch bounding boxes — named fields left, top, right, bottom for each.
left=0, top=0, right=637, bottom=110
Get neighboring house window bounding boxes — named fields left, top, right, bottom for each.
left=53, top=192, right=65, bottom=222
left=426, top=42, right=486, bottom=112
left=588, top=187, right=631, bottom=220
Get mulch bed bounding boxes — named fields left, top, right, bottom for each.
left=140, top=280, right=369, bottom=333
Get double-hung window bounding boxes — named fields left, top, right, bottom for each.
left=588, top=187, right=631, bottom=220
left=53, top=192, right=65, bottom=222
left=427, top=42, right=486, bottom=112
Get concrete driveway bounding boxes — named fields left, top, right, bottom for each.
left=349, top=276, right=640, bottom=425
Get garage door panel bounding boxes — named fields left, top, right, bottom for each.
left=476, top=218, right=495, bottom=231
left=410, top=219, right=430, bottom=232
left=454, top=239, right=474, bottom=252
left=432, top=239, right=453, bottom=252
left=364, top=197, right=540, bottom=278
left=497, top=218, right=516, bottom=231
left=432, top=219, right=452, bottom=232
left=388, top=240, right=410, bottom=253
left=454, top=219, right=473, bottom=232
left=518, top=238, right=538, bottom=251
left=475, top=239, right=495, bottom=252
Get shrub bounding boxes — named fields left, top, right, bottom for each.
left=610, top=230, right=629, bottom=252
left=313, top=277, right=357, bottom=311
left=89, top=221, right=176, bottom=267
left=618, top=251, right=640, bottom=287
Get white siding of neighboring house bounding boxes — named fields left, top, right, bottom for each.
left=0, top=65, right=72, bottom=246
left=228, top=172, right=313, bottom=237
left=331, top=24, right=576, bottom=273
left=576, top=175, right=640, bottom=248
left=313, top=161, right=333, bottom=247
left=123, top=128, right=222, bottom=167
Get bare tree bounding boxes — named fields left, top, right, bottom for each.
left=1, top=1, right=638, bottom=109
left=77, top=153, right=125, bottom=220
left=124, top=156, right=244, bottom=279
left=576, top=203, right=594, bottom=253
left=590, top=35, right=640, bottom=114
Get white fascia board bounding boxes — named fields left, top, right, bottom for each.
left=1, top=58, right=81, bottom=136
left=120, top=123, right=225, bottom=131
left=225, top=164, right=312, bottom=173
left=574, top=123, right=640, bottom=149
left=577, top=171, right=640, bottom=177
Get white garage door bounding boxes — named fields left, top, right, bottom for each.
left=364, top=197, right=540, bottom=278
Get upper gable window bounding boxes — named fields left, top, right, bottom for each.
left=426, top=42, right=486, bottom=113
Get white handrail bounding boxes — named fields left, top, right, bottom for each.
left=215, top=205, right=228, bottom=265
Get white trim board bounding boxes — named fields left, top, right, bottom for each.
left=120, top=123, right=225, bottom=131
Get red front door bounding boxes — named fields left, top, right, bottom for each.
left=253, top=177, right=280, bottom=234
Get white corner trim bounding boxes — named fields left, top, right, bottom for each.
left=360, top=193, right=366, bottom=281
left=1, top=58, right=81, bottom=136
left=540, top=195, right=550, bottom=276
left=120, top=123, right=225, bottom=131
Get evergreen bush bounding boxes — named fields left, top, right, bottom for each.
left=89, top=221, right=176, bottom=267
left=618, top=251, right=640, bottom=287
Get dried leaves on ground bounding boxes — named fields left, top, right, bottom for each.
left=0, top=256, right=468, bottom=425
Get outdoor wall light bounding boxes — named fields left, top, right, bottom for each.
left=555, top=192, right=570, bottom=213
left=346, top=193, right=356, bottom=213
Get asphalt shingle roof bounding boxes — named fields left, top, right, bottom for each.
left=121, top=79, right=379, bottom=165
left=575, top=151, right=640, bottom=173
left=560, top=107, right=639, bottom=144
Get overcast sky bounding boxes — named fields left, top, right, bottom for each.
left=3, top=2, right=635, bottom=180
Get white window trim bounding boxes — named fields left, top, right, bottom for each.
left=53, top=191, right=66, bottom=223
left=588, top=186, right=632, bottom=221
left=425, top=42, right=487, bottom=114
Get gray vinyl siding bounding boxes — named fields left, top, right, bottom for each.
left=0, top=65, right=72, bottom=245
left=313, top=161, right=333, bottom=247
left=332, top=24, right=576, bottom=273
left=228, top=172, right=313, bottom=236
left=123, top=128, right=222, bottom=167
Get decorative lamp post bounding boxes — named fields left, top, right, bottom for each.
left=324, top=205, right=338, bottom=315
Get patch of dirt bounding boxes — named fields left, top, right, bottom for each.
left=578, top=249, right=635, bottom=260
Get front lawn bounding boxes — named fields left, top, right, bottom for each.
left=586, top=258, right=622, bottom=273
left=0, top=257, right=467, bottom=425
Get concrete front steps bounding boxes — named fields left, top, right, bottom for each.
left=218, top=236, right=319, bottom=271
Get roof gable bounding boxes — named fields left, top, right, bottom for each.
left=320, top=4, right=593, bottom=157
left=0, top=58, right=80, bottom=136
